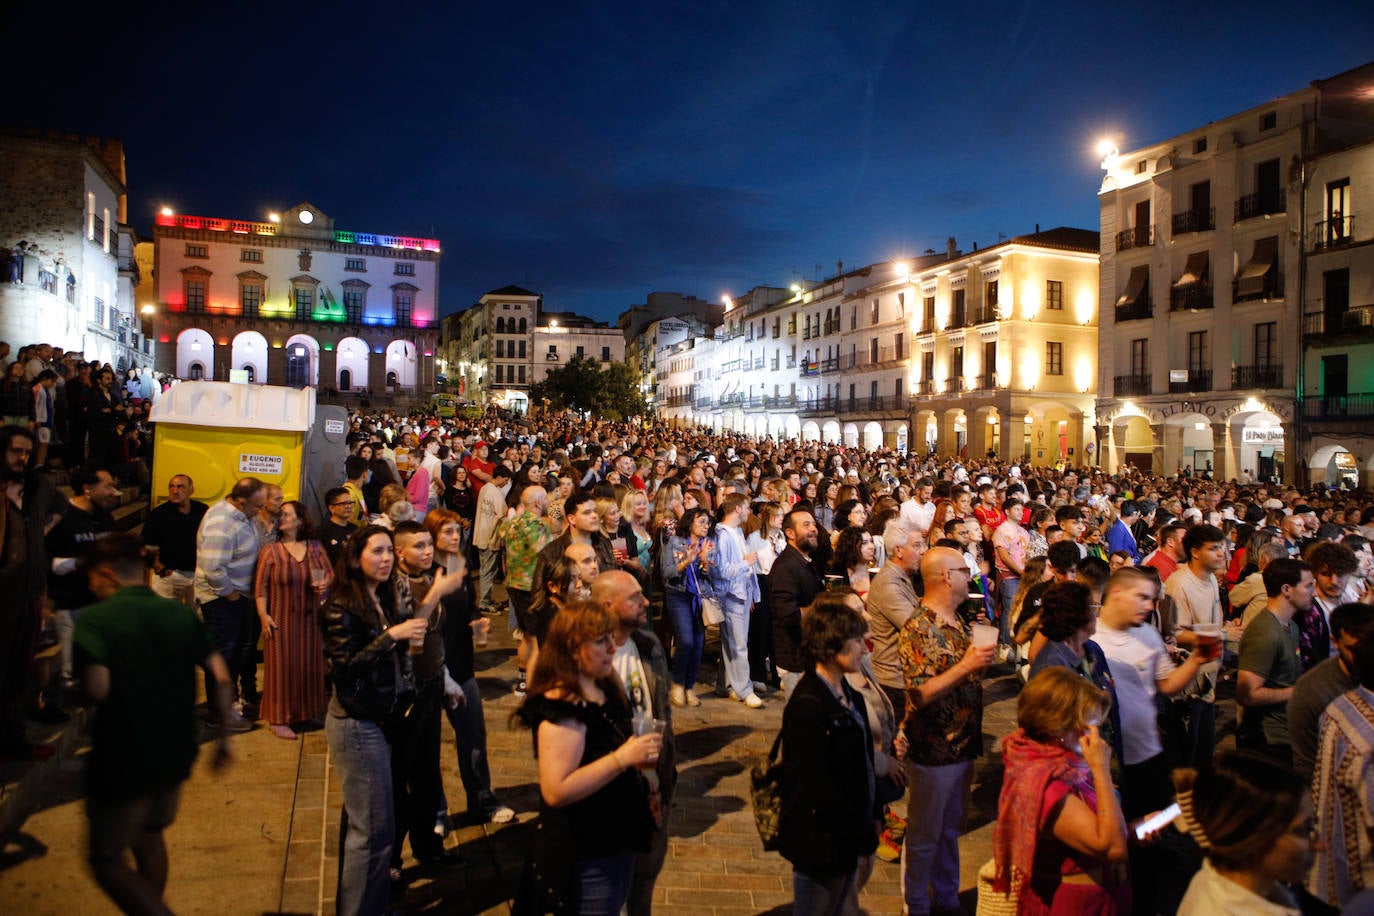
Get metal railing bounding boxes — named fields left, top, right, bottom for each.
left=820, top=357, right=840, bottom=373
left=1313, top=215, right=1355, bottom=250
left=974, top=374, right=995, bottom=390
left=1233, top=272, right=1285, bottom=303
left=917, top=380, right=935, bottom=395
left=1116, top=225, right=1154, bottom=250
left=1168, top=369, right=1212, bottom=393
left=1114, top=374, right=1152, bottom=396
left=1302, top=394, right=1374, bottom=419
left=785, top=355, right=797, bottom=368
left=1170, top=283, right=1213, bottom=312
left=974, top=306, right=999, bottom=324
left=1304, top=305, right=1374, bottom=338
left=1171, top=208, right=1216, bottom=235
left=1231, top=364, right=1283, bottom=388
left=1115, top=301, right=1153, bottom=323
left=1235, top=189, right=1286, bottom=222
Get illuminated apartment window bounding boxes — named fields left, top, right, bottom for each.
left=1046, top=341, right=1063, bottom=376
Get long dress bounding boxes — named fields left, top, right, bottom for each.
left=254, top=540, right=330, bottom=725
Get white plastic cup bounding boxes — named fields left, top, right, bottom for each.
left=971, top=624, right=999, bottom=649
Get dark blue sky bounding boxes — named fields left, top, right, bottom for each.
left=7, top=1, right=1373, bottom=321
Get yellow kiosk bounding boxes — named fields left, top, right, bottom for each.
left=149, top=382, right=315, bottom=508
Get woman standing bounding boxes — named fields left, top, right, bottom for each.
left=660, top=508, right=714, bottom=707
left=831, top=527, right=877, bottom=599
left=320, top=526, right=432, bottom=916
left=745, top=502, right=786, bottom=690
left=1174, top=750, right=1317, bottom=915
left=620, top=489, right=653, bottom=586
left=442, top=464, right=477, bottom=554
left=777, top=596, right=881, bottom=915
left=514, top=601, right=661, bottom=915
left=993, top=667, right=1130, bottom=914
left=255, top=501, right=332, bottom=739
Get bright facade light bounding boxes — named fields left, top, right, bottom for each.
left=268, top=212, right=281, bottom=223
left=160, top=206, right=174, bottom=216
left=140, top=304, right=155, bottom=315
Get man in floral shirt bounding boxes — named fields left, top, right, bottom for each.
left=898, top=546, right=995, bottom=916
left=497, top=485, right=552, bottom=694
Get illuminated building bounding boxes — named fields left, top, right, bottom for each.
left=151, top=202, right=439, bottom=393
left=0, top=130, right=149, bottom=371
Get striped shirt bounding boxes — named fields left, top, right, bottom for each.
left=1309, top=685, right=1374, bottom=906
left=194, top=499, right=262, bottom=605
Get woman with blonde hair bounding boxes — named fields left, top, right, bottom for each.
left=619, top=489, right=653, bottom=583
left=992, top=666, right=1130, bottom=914
left=375, top=483, right=414, bottom=529
left=513, top=601, right=661, bottom=914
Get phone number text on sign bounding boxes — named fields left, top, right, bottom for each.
left=238, top=453, right=285, bottom=476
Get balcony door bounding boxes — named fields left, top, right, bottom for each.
left=1325, top=268, right=1351, bottom=332
left=1324, top=354, right=1348, bottom=415
left=1190, top=180, right=1211, bottom=220
left=1134, top=199, right=1151, bottom=238
left=1256, top=159, right=1281, bottom=211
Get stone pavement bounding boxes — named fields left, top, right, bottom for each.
left=0, top=609, right=1237, bottom=916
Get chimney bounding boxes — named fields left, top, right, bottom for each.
left=946, top=237, right=957, bottom=259
left=1035, top=223, right=1040, bottom=233
left=836, top=259, right=843, bottom=276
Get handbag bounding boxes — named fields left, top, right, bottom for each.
left=749, top=731, right=785, bottom=850
left=975, top=857, right=1020, bottom=916
left=700, top=595, right=725, bottom=626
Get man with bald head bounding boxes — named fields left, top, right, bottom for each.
left=591, top=570, right=676, bottom=916
left=899, top=546, right=995, bottom=916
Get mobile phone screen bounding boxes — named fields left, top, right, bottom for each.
left=1133, top=802, right=1181, bottom=839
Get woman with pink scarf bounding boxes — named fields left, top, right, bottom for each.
left=992, top=667, right=1131, bottom=914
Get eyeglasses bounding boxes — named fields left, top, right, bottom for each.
left=330, top=501, right=352, bottom=508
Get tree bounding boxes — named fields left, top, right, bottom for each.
left=530, top=354, right=602, bottom=414
left=593, top=360, right=647, bottom=421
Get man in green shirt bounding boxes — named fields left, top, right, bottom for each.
left=74, top=534, right=234, bottom=915
left=1236, top=557, right=1312, bottom=766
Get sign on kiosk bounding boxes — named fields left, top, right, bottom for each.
left=149, top=382, right=315, bottom=508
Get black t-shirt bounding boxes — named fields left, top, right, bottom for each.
left=439, top=571, right=477, bottom=684
left=45, top=503, right=115, bottom=609
left=317, top=519, right=356, bottom=566
left=140, top=499, right=208, bottom=571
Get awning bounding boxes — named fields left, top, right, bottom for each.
left=1174, top=250, right=1210, bottom=287
left=1236, top=236, right=1278, bottom=298
left=1116, top=265, right=1150, bottom=307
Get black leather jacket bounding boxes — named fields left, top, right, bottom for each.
left=320, top=578, right=414, bottom=723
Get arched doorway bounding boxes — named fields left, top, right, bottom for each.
left=385, top=340, right=418, bottom=389
left=1112, top=413, right=1155, bottom=473
left=336, top=336, right=369, bottom=391
left=1310, top=445, right=1358, bottom=489
left=176, top=328, right=215, bottom=380
left=862, top=422, right=883, bottom=451
left=339, top=368, right=352, bottom=390
left=842, top=423, right=859, bottom=448
left=821, top=420, right=841, bottom=444
left=231, top=330, right=268, bottom=384
left=284, top=334, right=320, bottom=389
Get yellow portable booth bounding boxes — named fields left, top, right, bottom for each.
left=149, top=382, right=315, bottom=508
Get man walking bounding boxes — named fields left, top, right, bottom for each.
left=472, top=463, right=512, bottom=616
left=899, top=546, right=995, bottom=916
left=75, top=534, right=234, bottom=916
left=194, top=477, right=267, bottom=731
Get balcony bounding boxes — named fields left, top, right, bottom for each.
left=974, top=374, right=995, bottom=390
left=785, top=355, right=797, bottom=368
left=1116, top=225, right=1154, bottom=251
left=694, top=397, right=713, bottom=410
left=1114, top=374, right=1152, bottom=396
left=949, top=308, right=968, bottom=328
left=1304, top=305, right=1374, bottom=340
left=917, top=380, right=935, bottom=395
left=1312, top=215, right=1356, bottom=251
left=1231, top=364, right=1283, bottom=389
left=1115, top=301, right=1153, bottom=323
left=1232, top=272, right=1284, bottom=303
left=1171, top=208, right=1216, bottom=235
left=1168, top=369, right=1212, bottom=393
left=1170, top=283, right=1213, bottom=312
left=787, top=319, right=797, bottom=335
left=770, top=357, right=779, bottom=371
left=944, top=377, right=967, bottom=393
left=823, top=320, right=840, bottom=335
left=752, top=357, right=766, bottom=370
left=974, top=306, right=999, bottom=324
left=1235, top=188, right=1286, bottom=222
left=800, top=361, right=819, bottom=377
left=802, top=329, right=812, bottom=340
left=847, top=395, right=910, bottom=413
left=1302, top=394, right=1374, bottom=420
left=798, top=395, right=839, bottom=416
left=719, top=359, right=744, bottom=374
left=820, top=357, right=840, bottom=374
left=763, top=394, right=798, bottom=409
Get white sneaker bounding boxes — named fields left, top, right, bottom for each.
left=743, top=694, right=765, bottom=709
left=670, top=684, right=687, bottom=707
left=685, top=690, right=701, bottom=707
left=488, top=806, right=516, bottom=825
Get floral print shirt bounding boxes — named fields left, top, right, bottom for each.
left=498, top=511, right=552, bottom=592
left=898, top=602, right=983, bottom=766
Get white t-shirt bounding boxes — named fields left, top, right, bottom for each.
left=1166, top=565, right=1223, bottom=690
left=1095, top=621, right=1176, bottom=765
left=613, top=637, right=652, bottom=723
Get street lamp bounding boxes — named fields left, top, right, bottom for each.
left=1096, top=139, right=1119, bottom=170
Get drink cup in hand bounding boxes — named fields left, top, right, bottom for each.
left=473, top=617, right=490, bottom=647
left=971, top=623, right=999, bottom=650
left=1194, top=624, right=1222, bottom=661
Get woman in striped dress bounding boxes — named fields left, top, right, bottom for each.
left=255, top=500, right=332, bottom=739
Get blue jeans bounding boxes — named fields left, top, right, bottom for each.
left=793, top=866, right=858, bottom=916
left=327, top=714, right=394, bottom=916
left=443, top=676, right=501, bottom=815
left=902, top=758, right=972, bottom=914
left=477, top=547, right=502, bottom=611
left=573, top=852, right=635, bottom=916
left=200, top=595, right=251, bottom=707
left=716, top=596, right=754, bottom=698
left=664, top=589, right=704, bottom=689
left=998, top=577, right=1019, bottom=645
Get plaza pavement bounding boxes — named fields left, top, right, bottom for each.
left=0, top=610, right=1235, bottom=915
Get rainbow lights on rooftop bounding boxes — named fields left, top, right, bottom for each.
left=153, top=212, right=441, bottom=252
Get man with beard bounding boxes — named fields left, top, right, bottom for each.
left=0, top=426, right=65, bottom=758
left=768, top=508, right=823, bottom=699
left=47, top=466, right=120, bottom=692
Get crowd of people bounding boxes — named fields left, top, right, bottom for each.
left=4, top=352, right=1374, bottom=914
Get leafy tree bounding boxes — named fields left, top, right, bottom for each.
left=593, top=360, right=647, bottom=421
left=530, top=356, right=646, bottom=420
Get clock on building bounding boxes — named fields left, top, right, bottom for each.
left=298, top=209, right=314, bottom=225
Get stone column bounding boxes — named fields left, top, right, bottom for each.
left=1211, top=422, right=1230, bottom=482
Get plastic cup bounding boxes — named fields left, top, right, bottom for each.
left=474, top=617, right=491, bottom=647
left=971, top=624, right=999, bottom=649
left=1194, top=624, right=1222, bottom=660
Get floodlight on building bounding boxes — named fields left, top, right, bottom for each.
left=160, top=206, right=174, bottom=216
left=1097, top=139, right=1119, bottom=170
left=268, top=213, right=281, bottom=223
left=140, top=304, right=155, bottom=315
left=790, top=284, right=801, bottom=293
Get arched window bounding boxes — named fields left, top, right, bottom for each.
left=496, top=317, right=506, bottom=333
left=518, top=317, right=527, bottom=333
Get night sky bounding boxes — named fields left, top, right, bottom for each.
left=7, top=2, right=1373, bottom=322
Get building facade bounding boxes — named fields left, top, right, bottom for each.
left=0, top=130, right=149, bottom=370
left=656, top=228, right=1099, bottom=461
left=151, top=202, right=439, bottom=394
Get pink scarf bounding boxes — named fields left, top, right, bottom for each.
left=992, top=729, right=1093, bottom=893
